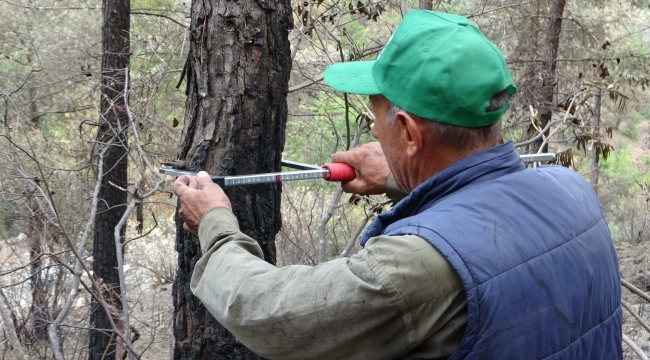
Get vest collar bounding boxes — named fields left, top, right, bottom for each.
left=360, top=141, right=525, bottom=246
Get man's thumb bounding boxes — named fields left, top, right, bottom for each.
left=196, top=171, right=213, bottom=188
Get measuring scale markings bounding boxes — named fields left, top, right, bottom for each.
left=223, top=170, right=327, bottom=186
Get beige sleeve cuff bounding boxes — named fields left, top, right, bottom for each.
left=197, top=206, right=241, bottom=254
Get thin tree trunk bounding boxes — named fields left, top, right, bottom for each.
left=26, top=77, right=49, bottom=342
left=0, top=285, right=26, bottom=360
left=172, top=0, right=292, bottom=357
left=28, top=209, right=49, bottom=341
left=89, top=0, right=130, bottom=357
left=590, top=89, right=601, bottom=195
left=532, top=0, right=566, bottom=153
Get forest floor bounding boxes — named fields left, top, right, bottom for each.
left=618, top=240, right=650, bottom=359
left=127, top=284, right=174, bottom=359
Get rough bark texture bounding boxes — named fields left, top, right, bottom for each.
left=26, top=84, right=48, bottom=342
left=89, top=0, right=129, bottom=357
left=172, top=0, right=292, bottom=358
left=533, top=0, right=566, bottom=153
left=590, top=89, right=601, bottom=195
left=28, top=211, right=48, bottom=341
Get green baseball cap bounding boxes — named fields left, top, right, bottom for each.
left=324, top=10, right=516, bottom=128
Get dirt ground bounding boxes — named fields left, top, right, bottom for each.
left=126, top=284, right=174, bottom=359
left=616, top=241, right=650, bottom=359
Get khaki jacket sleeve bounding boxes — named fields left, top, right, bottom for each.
left=191, top=207, right=466, bottom=360
left=386, top=172, right=409, bottom=202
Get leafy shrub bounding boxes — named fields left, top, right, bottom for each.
left=623, top=122, right=639, bottom=139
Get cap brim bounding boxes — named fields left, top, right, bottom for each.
left=323, top=61, right=380, bottom=95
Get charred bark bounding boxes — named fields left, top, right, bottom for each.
left=531, top=0, right=566, bottom=153
left=172, top=0, right=292, bottom=357
left=88, top=0, right=130, bottom=357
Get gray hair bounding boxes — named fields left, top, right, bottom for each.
left=384, top=90, right=509, bottom=149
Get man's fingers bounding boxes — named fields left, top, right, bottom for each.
left=331, top=151, right=346, bottom=164
left=196, top=171, right=214, bottom=190
left=173, top=175, right=191, bottom=196
left=340, top=179, right=366, bottom=195
left=187, top=175, right=199, bottom=190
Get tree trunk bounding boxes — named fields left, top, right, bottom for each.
left=28, top=208, right=49, bottom=342
left=172, top=0, right=292, bottom=358
left=26, top=76, right=48, bottom=343
left=590, top=89, right=601, bottom=195
left=530, top=0, right=565, bottom=153
left=89, top=0, right=130, bottom=357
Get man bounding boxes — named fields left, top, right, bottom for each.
left=174, top=10, right=622, bottom=360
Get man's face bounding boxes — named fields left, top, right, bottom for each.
left=370, top=95, right=408, bottom=191
left=369, top=95, right=389, bottom=140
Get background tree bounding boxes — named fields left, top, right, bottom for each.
left=88, top=0, right=131, bottom=356
left=0, top=0, right=187, bottom=357
left=170, top=0, right=293, bottom=357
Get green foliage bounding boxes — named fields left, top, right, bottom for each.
left=0, top=201, right=26, bottom=240
left=132, top=0, right=175, bottom=9
left=621, top=107, right=648, bottom=139
left=285, top=92, right=373, bottom=167
left=598, top=143, right=636, bottom=178
left=622, top=122, right=639, bottom=139
left=591, top=142, right=650, bottom=244
left=341, top=19, right=368, bottom=52
left=628, top=112, right=645, bottom=125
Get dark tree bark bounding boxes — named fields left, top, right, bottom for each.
left=28, top=208, right=48, bottom=342
left=25, top=73, right=48, bottom=342
left=172, top=0, right=292, bottom=357
left=590, top=89, right=602, bottom=194
left=89, top=0, right=130, bottom=357
left=531, top=0, right=566, bottom=153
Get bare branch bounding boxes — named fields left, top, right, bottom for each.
left=467, top=0, right=534, bottom=18
left=622, top=300, right=650, bottom=335
left=622, top=333, right=649, bottom=360
left=1, top=0, right=100, bottom=10
left=131, top=11, right=188, bottom=29
left=0, top=280, right=26, bottom=360
left=622, top=278, right=650, bottom=304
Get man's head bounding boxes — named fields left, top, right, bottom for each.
left=324, top=10, right=516, bottom=191
left=324, top=10, right=516, bottom=128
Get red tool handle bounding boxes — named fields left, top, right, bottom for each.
left=322, top=163, right=356, bottom=182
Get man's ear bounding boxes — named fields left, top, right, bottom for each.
left=394, top=111, right=424, bottom=157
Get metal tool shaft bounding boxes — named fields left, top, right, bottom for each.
left=160, top=153, right=556, bottom=187
left=159, top=168, right=330, bottom=187
left=519, top=153, right=556, bottom=163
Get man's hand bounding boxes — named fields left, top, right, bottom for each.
left=332, top=142, right=390, bottom=195
left=173, top=171, right=232, bottom=235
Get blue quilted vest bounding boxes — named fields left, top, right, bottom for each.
left=360, top=142, right=622, bottom=359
